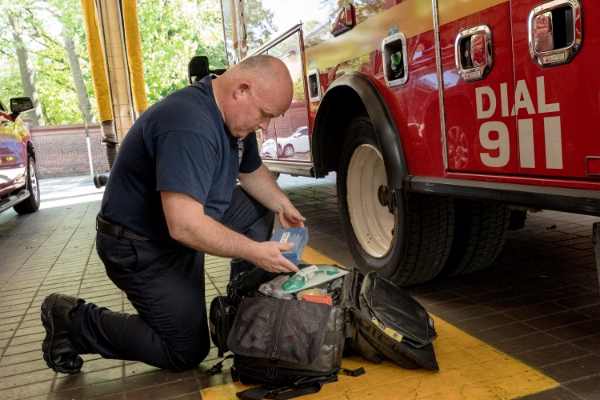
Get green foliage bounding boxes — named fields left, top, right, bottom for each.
left=0, top=57, right=23, bottom=101
left=0, top=0, right=99, bottom=124
left=243, top=0, right=276, bottom=50
left=138, top=0, right=227, bottom=105
left=0, top=0, right=229, bottom=124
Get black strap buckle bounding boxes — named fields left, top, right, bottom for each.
left=206, top=354, right=233, bottom=376
left=115, top=224, right=124, bottom=239
left=340, top=367, right=365, bottom=377
left=267, top=360, right=279, bottom=379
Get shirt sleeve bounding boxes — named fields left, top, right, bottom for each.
left=239, top=131, right=263, bottom=174
left=155, top=130, right=217, bottom=205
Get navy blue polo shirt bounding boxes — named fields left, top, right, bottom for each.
left=100, top=76, right=262, bottom=247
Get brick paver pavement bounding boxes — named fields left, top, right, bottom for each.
left=0, top=173, right=599, bottom=399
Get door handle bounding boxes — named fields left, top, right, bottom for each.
left=455, top=25, right=493, bottom=82
left=529, top=0, right=582, bottom=67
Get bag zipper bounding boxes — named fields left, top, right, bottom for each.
left=271, top=299, right=289, bottom=360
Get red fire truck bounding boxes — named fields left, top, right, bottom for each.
left=218, top=0, right=600, bottom=286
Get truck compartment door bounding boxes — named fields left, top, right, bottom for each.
left=439, top=0, right=517, bottom=175
left=512, top=0, right=599, bottom=180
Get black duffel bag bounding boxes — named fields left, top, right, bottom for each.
left=208, top=266, right=439, bottom=399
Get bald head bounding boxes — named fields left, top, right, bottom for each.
left=212, top=55, right=293, bottom=138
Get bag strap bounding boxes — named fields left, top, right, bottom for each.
left=236, top=381, right=324, bottom=400
left=235, top=367, right=365, bottom=400
left=340, top=367, right=366, bottom=377
left=206, top=354, right=234, bottom=376
left=236, top=386, right=273, bottom=400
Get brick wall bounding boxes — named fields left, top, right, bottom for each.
left=28, top=102, right=311, bottom=179
left=30, top=123, right=111, bottom=178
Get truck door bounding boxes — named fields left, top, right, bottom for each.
left=221, top=0, right=311, bottom=166
left=266, top=31, right=311, bottom=163
left=439, top=0, right=517, bottom=175
left=0, top=107, right=23, bottom=191
left=511, top=0, right=599, bottom=180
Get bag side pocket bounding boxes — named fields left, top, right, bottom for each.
left=350, top=308, right=421, bottom=368
left=359, top=272, right=437, bottom=348
left=209, top=295, right=236, bottom=355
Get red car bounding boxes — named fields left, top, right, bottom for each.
left=0, top=97, right=40, bottom=214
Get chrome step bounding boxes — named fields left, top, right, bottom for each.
left=0, top=190, right=31, bottom=214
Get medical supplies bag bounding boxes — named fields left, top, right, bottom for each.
left=208, top=265, right=438, bottom=399
left=220, top=266, right=353, bottom=399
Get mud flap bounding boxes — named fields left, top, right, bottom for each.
left=594, top=222, right=600, bottom=291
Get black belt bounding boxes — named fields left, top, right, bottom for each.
left=96, top=215, right=149, bottom=241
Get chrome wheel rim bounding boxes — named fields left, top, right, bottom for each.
left=29, top=162, right=39, bottom=203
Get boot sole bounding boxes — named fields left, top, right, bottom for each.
left=41, top=294, right=81, bottom=374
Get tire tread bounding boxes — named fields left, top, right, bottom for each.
left=442, top=200, right=510, bottom=277
left=393, top=193, right=455, bottom=286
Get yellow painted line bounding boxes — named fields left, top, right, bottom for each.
left=201, top=246, right=558, bottom=399
left=302, top=245, right=340, bottom=265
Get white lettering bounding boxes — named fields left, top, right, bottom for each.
left=544, top=116, right=563, bottom=169
left=479, top=121, right=510, bottom=167
left=512, top=80, right=536, bottom=116
left=476, top=86, right=496, bottom=119
left=518, top=119, right=535, bottom=168
left=473, top=78, right=563, bottom=171
left=537, top=76, right=560, bottom=113
left=500, top=83, right=509, bottom=117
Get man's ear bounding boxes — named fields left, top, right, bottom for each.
left=233, top=82, right=251, bottom=99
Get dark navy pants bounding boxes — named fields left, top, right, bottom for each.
left=70, top=186, right=274, bottom=371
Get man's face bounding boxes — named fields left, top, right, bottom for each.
left=227, top=83, right=289, bottom=138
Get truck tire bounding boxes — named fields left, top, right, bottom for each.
left=337, top=114, right=455, bottom=286
left=14, top=155, right=41, bottom=214
left=440, top=199, right=510, bottom=277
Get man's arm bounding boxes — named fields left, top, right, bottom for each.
left=238, top=164, right=306, bottom=228
left=161, top=191, right=298, bottom=273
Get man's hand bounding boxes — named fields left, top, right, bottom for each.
left=250, top=241, right=299, bottom=273
left=279, top=205, right=306, bottom=228
left=162, top=192, right=300, bottom=274
left=239, top=165, right=307, bottom=229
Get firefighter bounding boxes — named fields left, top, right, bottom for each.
left=40, top=54, right=305, bottom=373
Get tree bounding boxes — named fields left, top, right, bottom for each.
left=138, top=0, right=227, bottom=104
left=0, top=0, right=228, bottom=124
left=243, top=0, right=276, bottom=50
left=0, top=0, right=96, bottom=124
left=7, top=9, right=44, bottom=126
left=61, top=21, right=93, bottom=123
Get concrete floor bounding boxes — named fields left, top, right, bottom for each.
left=0, top=173, right=599, bottom=399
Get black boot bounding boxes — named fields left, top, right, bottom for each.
left=41, top=293, right=86, bottom=374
